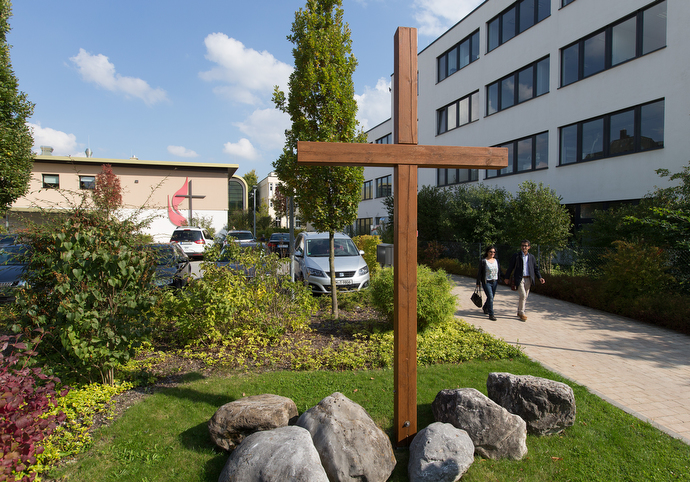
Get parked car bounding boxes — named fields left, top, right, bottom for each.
left=215, top=245, right=261, bottom=278
left=0, top=244, right=28, bottom=303
left=224, top=230, right=258, bottom=247
left=292, top=232, right=369, bottom=294
left=169, top=226, right=213, bottom=259
left=147, top=243, right=192, bottom=289
left=266, top=233, right=290, bottom=257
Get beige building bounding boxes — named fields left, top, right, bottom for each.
left=8, top=148, right=243, bottom=242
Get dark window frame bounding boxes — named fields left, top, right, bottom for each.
left=558, top=99, right=664, bottom=166
left=375, top=175, right=392, bottom=198
left=437, top=90, right=480, bottom=135
left=487, top=0, right=551, bottom=53
left=79, top=175, right=96, bottom=190
left=560, top=0, right=666, bottom=87
left=486, top=131, right=549, bottom=179
left=375, top=133, right=392, bottom=144
left=437, top=30, right=480, bottom=82
left=486, top=56, right=549, bottom=116
left=42, top=174, right=60, bottom=189
left=437, top=168, right=479, bottom=187
left=355, top=218, right=373, bottom=236
left=362, top=180, right=373, bottom=200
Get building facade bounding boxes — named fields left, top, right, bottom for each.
left=357, top=0, right=685, bottom=234
left=9, top=150, right=241, bottom=242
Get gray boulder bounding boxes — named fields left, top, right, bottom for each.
left=432, top=388, right=527, bottom=460
left=296, top=392, right=396, bottom=482
left=487, top=372, right=576, bottom=435
left=208, top=393, right=298, bottom=451
left=408, top=422, right=475, bottom=482
left=218, top=425, right=328, bottom=482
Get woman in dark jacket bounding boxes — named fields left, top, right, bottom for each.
left=476, top=245, right=503, bottom=321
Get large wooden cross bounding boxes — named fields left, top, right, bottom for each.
left=174, top=179, right=206, bottom=226
left=298, top=27, right=508, bottom=446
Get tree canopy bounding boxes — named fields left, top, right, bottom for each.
left=0, top=0, right=35, bottom=215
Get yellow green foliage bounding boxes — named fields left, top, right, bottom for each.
left=352, top=234, right=381, bottom=277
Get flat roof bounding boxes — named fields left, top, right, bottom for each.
left=34, top=155, right=239, bottom=174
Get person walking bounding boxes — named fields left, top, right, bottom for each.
left=504, top=239, right=545, bottom=321
left=476, top=245, right=503, bottom=321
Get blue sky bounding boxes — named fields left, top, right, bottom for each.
left=9, top=0, right=482, bottom=181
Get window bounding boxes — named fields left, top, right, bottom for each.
left=487, top=0, right=550, bottom=52
left=486, top=132, right=548, bottom=178
left=362, top=180, right=373, bottom=200
left=559, top=99, right=664, bottom=165
left=437, top=91, right=479, bottom=134
left=355, top=218, right=372, bottom=236
left=79, top=175, right=96, bottom=190
left=437, top=168, right=478, bottom=186
left=438, top=30, right=479, bottom=82
left=486, top=57, right=549, bottom=115
left=375, top=133, right=392, bottom=144
left=375, top=175, right=392, bottom=198
left=562, top=0, right=576, bottom=6
left=42, top=174, right=59, bottom=189
left=561, top=1, right=666, bottom=87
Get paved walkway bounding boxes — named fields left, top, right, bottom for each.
left=450, top=275, right=690, bottom=445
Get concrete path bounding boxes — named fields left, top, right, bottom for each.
left=451, top=274, right=690, bottom=445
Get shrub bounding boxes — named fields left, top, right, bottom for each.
left=369, top=265, right=457, bottom=331
left=352, top=234, right=381, bottom=277
left=149, top=248, right=316, bottom=347
left=16, top=211, right=155, bottom=385
left=0, top=334, right=68, bottom=482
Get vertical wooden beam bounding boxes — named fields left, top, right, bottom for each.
left=393, top=26, right=419, bottom=447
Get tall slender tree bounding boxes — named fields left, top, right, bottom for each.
left=0, top=0, right=34, bottom=216
left=273, top=0, right=366, bottom=317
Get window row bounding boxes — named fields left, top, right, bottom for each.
left=487, top=57, right=549, bottom=116
left=487, top=132, right=548, bottom=178
left=437, top=91, right=479, bottom=135
left=488, top=0, right=550, bottom=52
left=560, top=99, right=664, bottom=165
left=362, top=180, right=373, bottom=200
left=376, top=175, right=392, bottom=198
left=437, top=168, right=478, bottom=187
left=41, top=174, right=96, bottom=190
left=561, top=0, right=666, bottom=87
left=562, top=0, right=576, bottom=6
left=355, top=218, right=372, bottom=236
left=438, top=30, right=480, bottom=82
left=375, top=133, right=392, bottom=144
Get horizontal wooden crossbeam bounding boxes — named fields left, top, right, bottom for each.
left=297, top=141, right=509, bottom=170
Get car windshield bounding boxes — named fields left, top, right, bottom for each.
left=171, top=230, right=202, bottom=242
left=148, top=245, right=177, bottom=264
left=270, top=234, right=289, bottom=241
left=306, top=239, right=359, bottom=257
left=228, top=232, right=254, bottom=241
left=0, top=245, right=28, bottom=265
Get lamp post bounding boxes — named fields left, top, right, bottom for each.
left=252, top=185, right=257, bottom=240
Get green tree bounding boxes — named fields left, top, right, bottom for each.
left=273, top=0, right=366, bottom=317
left=243, top=169, right=259, bottom=213
left=506, top=180, right=571, bottom=249
left=0, top=0, right=34, bottom=215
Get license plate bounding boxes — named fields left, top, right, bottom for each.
left=335, top=279, right=352, bottom=285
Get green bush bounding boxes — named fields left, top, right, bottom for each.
left=352, top=234, right=381, bottom=277
left=369, top=265, right=457, bottom=331
left=149, top=248, right=316, bottom=347
left=16, top=211, right=155, bottom=385
left=600, top=240, right=674, bottom=299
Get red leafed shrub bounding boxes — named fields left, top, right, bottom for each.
left=0, top=334, right=68, bottom=482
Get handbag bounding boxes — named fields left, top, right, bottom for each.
left=471, top=286, right=483, bottom=308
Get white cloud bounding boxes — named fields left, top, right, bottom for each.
left=199, top=33, right=292, bottom=105
left=167, top=145, right=199, bottom=158
left=28, top=122, right=82, bottom=156
left=235, top=108, right=290, bottom=151
left=69, top=48, right=168, bottom=106
left=223, top=138, right=259, bottom=161
left=355, top=78, right=392, bottom=131
left=413, top=0, right=483, bottom=37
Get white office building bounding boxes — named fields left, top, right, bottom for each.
left=357, top=0, right=685, bottom=233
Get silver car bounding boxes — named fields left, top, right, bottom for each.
left=293, top=232, right=369, bottom=293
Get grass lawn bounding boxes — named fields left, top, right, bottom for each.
left=49, top=358, right=690, bottom=481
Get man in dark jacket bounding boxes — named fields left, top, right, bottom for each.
left=504, top=239, right=545, bottom=321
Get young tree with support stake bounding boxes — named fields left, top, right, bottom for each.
left=0, top=0, right=34, bottom=217
left=273, top=0, right=366, bottom=318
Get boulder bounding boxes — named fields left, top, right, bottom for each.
left=296, top=392, right=396, bottom=482
left=432, top=388, right=527, bottom=460
left=487, top=372, right=576, bottom=435
left=408, top=422, right=475, bottom=482
left=218, top=425, right=328, bottom=482
left=208, top=393, right=298, bottom=451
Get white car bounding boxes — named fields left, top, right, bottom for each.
left=170, top=226, right=214, bottom=259
left=292, top=232, right=369, bottom=294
